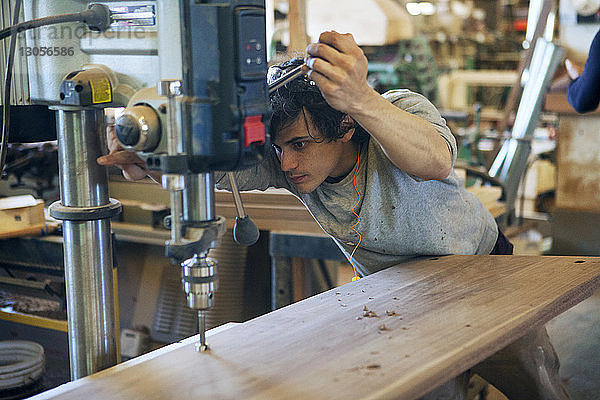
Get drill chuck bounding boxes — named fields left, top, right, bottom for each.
left=181, top=254, right=218, bottom=310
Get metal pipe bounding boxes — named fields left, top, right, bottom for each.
left=55, top=108, right=117, bottom=380
left=159, top=80, right=185, bottom=244
left=169, top=189, right=184, bottom=243
left=183, top=173, right=215, bottom=223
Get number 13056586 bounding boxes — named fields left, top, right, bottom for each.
left=20, top=46, right=75, bottom=57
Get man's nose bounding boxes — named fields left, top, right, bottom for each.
left=279, top=150, right=297, bottom=171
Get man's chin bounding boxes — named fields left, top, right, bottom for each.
left=296, top=186, right=314, bottom=194
left=295, top=182, right=318, bottom=194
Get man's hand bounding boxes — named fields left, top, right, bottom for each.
left=305, top=30, right=452, bottom=181
left=96, top=125, right=159, bottom=182
left=565, top=59, right=583, bottom=81
left=304, top=31, right=379, bottom=115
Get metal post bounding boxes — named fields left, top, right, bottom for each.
left=53, top=108, right=118, bottom=380
left=183, top=173, right=216, bottom=223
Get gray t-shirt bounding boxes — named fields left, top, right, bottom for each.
left=218, top=89, right=498, bottom=275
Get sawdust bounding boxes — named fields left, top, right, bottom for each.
left=362, top=305, right=379, bottom=318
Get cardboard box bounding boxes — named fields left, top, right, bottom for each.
left=0, top=195, right=45, bottom=234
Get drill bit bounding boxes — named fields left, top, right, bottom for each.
left=195, top=310, right=208, bottom=352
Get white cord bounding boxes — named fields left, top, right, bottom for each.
left=0, top=341, right=45, bottom=390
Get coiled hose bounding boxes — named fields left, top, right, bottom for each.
left=0, top=341, right=45, bottom=391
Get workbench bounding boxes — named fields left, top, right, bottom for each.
left=31, top=255, right=600, bottom=400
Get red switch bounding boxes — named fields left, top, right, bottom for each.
left=243, top=115, right=265, bottom=147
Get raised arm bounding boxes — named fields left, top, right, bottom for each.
left=568, top=29, right=600, bottom=114
left=304, top=31, right=452, bottom=180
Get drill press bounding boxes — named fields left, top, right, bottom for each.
left=114, top=1, right=270, bottom=351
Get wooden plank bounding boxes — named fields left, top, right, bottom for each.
left=288, top=0, right=309, bottom=55
left=0, top=196, right=45, bottom=235
left=0, top=309, right=67, bottom=332
left=109, top=180, right=324, bottom=234
left=446, top=70, right=517, bottom=110
left=109, top=180, right=504, bottom=237
left=0, top=222, right=58, bottom=239
left=33, top=255, right=600, bottom=400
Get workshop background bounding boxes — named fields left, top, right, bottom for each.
left=0, top=1, right=599, bottom=399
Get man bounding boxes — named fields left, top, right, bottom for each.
left=98, top=31, right=568, bottom=400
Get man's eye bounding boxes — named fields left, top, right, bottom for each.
left=293, top=141, right=307, bottom=149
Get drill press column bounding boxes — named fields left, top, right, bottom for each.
left=50, top=108, right=120, bottom=379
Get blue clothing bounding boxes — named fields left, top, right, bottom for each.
left=568, top=29, right=600, bottom=113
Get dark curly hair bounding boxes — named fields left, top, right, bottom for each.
left=268, top=58, right=369, bottom=144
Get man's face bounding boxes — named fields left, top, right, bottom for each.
left=272, top=113, right=352, bottom=194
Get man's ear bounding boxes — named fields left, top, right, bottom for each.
left=340, top=115, right=356, bottom=142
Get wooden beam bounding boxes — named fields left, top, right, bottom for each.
left=109, top=180, right=504, bottom=237
left=0, top=309, right=67, bottom=332
left=33, top=255, right=600, bottom=400
left=288, top=0, right=308, bottom=56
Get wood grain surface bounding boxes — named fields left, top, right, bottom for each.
left=33, top=255, right=600, bottom=400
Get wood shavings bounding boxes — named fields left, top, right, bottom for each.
left=349, top=364, right=382, bottom=373
left=362, top=305, right=379, bottom=318
left=378, top=323, right=389, bottom=331
left=385, top=310, right=398, bottom=317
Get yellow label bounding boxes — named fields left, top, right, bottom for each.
left=89, top=77, right=112, bottom=104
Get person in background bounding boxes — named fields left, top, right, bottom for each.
left=566, top=28, right=600, bottom=113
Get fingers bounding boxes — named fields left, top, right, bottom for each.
left=303, top=31, right=372, bottom=114
left=100, top=124, right=160, bottom=183
left=306, top=32, right=357, bottom=71
left=316, top=31, right=358, bottom=54
left=97, top=149, right=151, bottom=182
left=122, top=166, right=150, bottom=181
left=97, top=150, right=145, bottom=166
left=106, top=125, right=123, bottom=153
left=306, top=42, right=343, bottom=65
left=305, top=56, right=344, bottom=84
left=565, top=59, right=581, bottom=80
left=305, top=30, right=367, bottom=83
left=304, top=67, right=333, bottom=92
